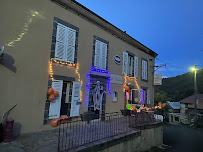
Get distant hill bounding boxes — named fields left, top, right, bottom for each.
left=155, top=69, right=203, bottom=102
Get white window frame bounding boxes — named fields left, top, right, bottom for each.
left=131, top=89, right=143, bottom=106
left=123, top=52, right=138, bottom=77
left=141, top=59, right=148, bottom=80
left=55, top=23, right=76, bottom=63
left=94, top=40, right=108, bottom=70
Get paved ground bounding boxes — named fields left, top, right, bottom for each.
left=0, top=129, right=58, bottom=152
left=163, top=124, right=203, bottom=152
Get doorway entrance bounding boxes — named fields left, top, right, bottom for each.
left=88, top=75, right=107, bottom=120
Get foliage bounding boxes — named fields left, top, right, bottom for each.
left=155, top=69, right=203, bottom=102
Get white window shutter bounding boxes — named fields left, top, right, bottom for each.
left=66, top=28, right=76, bottom=63
left=147, top=89, right=151, bottom=104
left=145, top=61, right=148, bottom=80
left=49, top=80, right=63, bottom=119
left=101, top=42, right=107, bottom=70
left=55, top=23, right=66, bottom=61
left=70, top=82, right=81, bottom=117
left=141, top=60, right=144, bottom=79
left=123, top=52, right=128, bottom=75
left=134, top=56, right=138, bottom=77
left=94, top=40, right=101, bottom=68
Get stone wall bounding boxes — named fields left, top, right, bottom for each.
left=77, top=122, right=163, bottom=152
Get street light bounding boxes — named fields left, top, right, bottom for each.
left=190, top=65, right=198, bottom=123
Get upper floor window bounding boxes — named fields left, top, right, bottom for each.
left=141, top=59, right=148, bottom=80
left=123, top=51, right=138, bottom=77
left=93, top=36, right=109, bottom=70
left=55, top=23, right=76, bottom=63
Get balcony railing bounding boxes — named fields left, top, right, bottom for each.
left=57, top=111, right=157, bottom=152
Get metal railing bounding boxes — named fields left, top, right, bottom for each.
left=57, top=112, right=132, bottom=152
left=57, top=111, right=157, bottom=151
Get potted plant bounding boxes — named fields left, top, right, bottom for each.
left=120, top=109, right=131, bottom=116
left=80, top=111, right=95, bottom=123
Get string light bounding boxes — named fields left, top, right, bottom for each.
left=49, top=58, right=83, bottom=101
left=49, top=59, right=54, bottom=81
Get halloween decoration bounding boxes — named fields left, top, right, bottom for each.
left=92, top=81, right=106, bottom=110
left=126, top=104, right=132, bottom=110
left=53, top=91, right=59, bottom=97
left=124, top=85, right=130, bottom=91
left=162, top=103, right=166, bottom=107
left=60, top=115, right=68, bottom=124
left=47, top=88, right=54, bottom=95
left=50, top=118, right=61, bottom=127
left=48, top=94, right=55, bottom=102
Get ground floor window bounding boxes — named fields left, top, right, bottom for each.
left=130, top=88, right=151, bottom=107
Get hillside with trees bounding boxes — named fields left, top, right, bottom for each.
left=154, top=69, right=203, bottom=104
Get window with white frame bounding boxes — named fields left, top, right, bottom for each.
left=141, top=59, right=148, bottom=80
left=55, top=23, right=76, bottom=63
left=131, top=89, right=151, bottom=106
left=123, top=52, right=138, bottom=77
left=94, top=39, right=108, bottom=70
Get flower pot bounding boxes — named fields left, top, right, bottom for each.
left=121, top=110, right=131, bottom=116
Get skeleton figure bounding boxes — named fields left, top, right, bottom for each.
left=92, top=81, right=106, bottom=110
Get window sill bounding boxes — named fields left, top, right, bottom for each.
left=141, top=79, right=148, bottom=82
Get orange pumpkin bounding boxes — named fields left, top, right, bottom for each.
left=162, top=103, right=166, bottom=107
left=50, top=118, right=61, bottom=127
left=124, top=85, right=130, bottom=91
left=53, top=91, right=59, bottom=97
left=146, top=108, right=149, bottom=112
left=48, top=94, right=55, bottom=102
left=158, top=102, right=162, bottom=107
left=60, top=115, right=68, bottom=124
left=131, top=105, right=136, bottom=110
left=47, top=88, right=54, bottom=95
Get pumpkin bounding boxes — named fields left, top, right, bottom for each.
left=50, top=118, right=61, bottom=127
left=146, top=108, right=149, bottom=112
left=53, top=91, right=59, bottom=97
left=60, top=115, right=68, bottom=124
left=124, top=85, right=130, bottom=91
left=162, top=103, right=166, bottom=108
left=47, top=88, right=54, bottom=95
left=48, top=94, right=55, bottom=102
left=158, top=102, right=162, bottom=107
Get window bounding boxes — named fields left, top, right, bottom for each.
left=131, top=89, right=151, bottom=106
left=112, top=91, right=118, bottom=102
left=123, top=52, right=138, bottom=77
left=55, top=23, right=76, bottom=63
left=141, top=59, right=148, bottom=80
left=93, top=37, right=108, bottom=70
left=48, top=80, right=81, bottom=119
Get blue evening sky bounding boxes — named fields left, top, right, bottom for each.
left=76, top=0, right=203, bottom=78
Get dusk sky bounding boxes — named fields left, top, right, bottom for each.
left=76, top=0, right=203, bottom=78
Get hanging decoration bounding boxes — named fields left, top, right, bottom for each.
left=85, top=66, right=112, bottom=108
left=53, top=91, right=59, bottom=97
left=48, top=94, right=55, bottom=102
left=123, top=75, right=140, bottom=92
left=47, top=87, right=59, bottom=102
left=47, top=88, right=54, bottom=95
left=92, top=81, right=106, bottom=110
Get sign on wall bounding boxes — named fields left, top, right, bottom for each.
left=154, top=74, right=162, bottom=85
left=110, top=74, right=123, bottom=84
left=114, top=55, right=121, bottom=64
